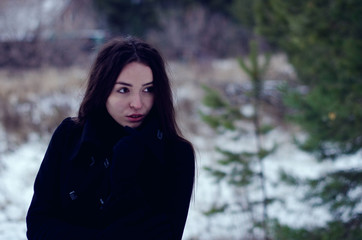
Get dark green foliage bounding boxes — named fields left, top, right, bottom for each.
left=203, top=203, right=229, bottom=216
left=255, top=0, right=362, bottom=159
left=270, top=217, right=362, bottom=240
left=92, top=0, right=256, bottom=36
left=285, top=81, right=362, bottom=159
left=279, top=169, right=301, bottom=186
left=305, top=169, right=362, bottom=218
left=257, top=146, right=276, bottom=160
left=203, top=147, right=257, bottom=187
left=238, top=41, right=270, bottom=85
left=201, top=85, right=229, bottom=109
left=255, top=0, right=362, bottom=85
left=279, top=168, right=362, bottom=218
left=203, top=166, right=227, bottom=183
left=260, top=124, right=274, bottom=135
left=93, top=0, right=162, bottom=36
left=200, top=85, right=243, bottom=131
left=254, top=2, right=362, bottom=237
left=227, top=0, right=255, bottom=27
left=215, top=147, right=257, bottom=186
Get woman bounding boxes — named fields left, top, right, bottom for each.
left=26, top=37, right=195, bottom=240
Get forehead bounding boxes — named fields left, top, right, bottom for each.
left=116, top=62, right=153, bottom=84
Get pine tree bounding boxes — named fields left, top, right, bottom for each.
left=254, top=0, right=362, bottom=158
left=253, top=0, right=362, bottom=238
left=200, top=41, right=274, bottom=240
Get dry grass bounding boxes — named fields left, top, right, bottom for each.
left=0, top=55, right=294, bottom=150
left=0, top=67, right=87, bottom=150
left=169, top=54, right=295, bottom=137
left=0, top=67, right=86, bottom=100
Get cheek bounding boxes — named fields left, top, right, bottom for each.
left=115, top=100, right=127, bottom=111
left=147, top=95, right=155, bottom=108
left=107, top=95, right=123, bottom=112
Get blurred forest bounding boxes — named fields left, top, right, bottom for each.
left=0, top=0, right=361, bottom=239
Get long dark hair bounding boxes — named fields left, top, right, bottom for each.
left=77, top=36, right=183, bottom=140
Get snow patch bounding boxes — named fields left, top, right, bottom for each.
left=0, top=141, right=46, bottom=240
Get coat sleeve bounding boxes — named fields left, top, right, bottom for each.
left=26, top=118, right=101, bottom=240
left=166, top=140, right=195, bottom=239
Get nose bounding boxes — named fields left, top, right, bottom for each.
left=129, top=93, right=142, bottom=109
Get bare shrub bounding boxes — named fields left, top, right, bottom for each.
left=0, top=39, right=96, bottom=69
left=0, top=41, right=42, bottom=68
left=0, top=93, right=74, bottom=150
left=0, top=0, right=103, bottom=69
left=147, top=5, right=251, bottom=60
left=0, top=67, right=84, bottom=150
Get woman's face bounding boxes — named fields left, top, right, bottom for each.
left=106, top=62, right=154, bottom=128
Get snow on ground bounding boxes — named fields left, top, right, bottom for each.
left=0, top=138, right=46, bottom=240
left=182, top=127, right=362, bottom=239
left=1, top=110, right=361, bottom=240
left=0, top=116, right=323, bottom=240
left=0, top=60, right=360, bottom=239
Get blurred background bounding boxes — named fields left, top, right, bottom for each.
left=0, top=0, right=361, bottom=239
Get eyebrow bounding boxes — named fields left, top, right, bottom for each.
left=116, top=81, right=153, bottom=87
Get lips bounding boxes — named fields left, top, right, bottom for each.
left=127, top=114, right=144, bottom=122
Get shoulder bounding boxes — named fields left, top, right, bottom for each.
left=50, top=117, right=81, bottom=144
left=38, top=118, right=81, bottom=170
left=168, top=138, right=195, bottom=171
left=56, top=117, right=79, bottom=131
left=172, top=139, right=194, bottom=157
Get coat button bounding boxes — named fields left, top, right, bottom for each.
left=99, top=198, right=105, bottom=210
left=89, top=156, right=96, bottom=167
left=157, top=129, right=163, bottom=140
left=69, top=190, right=78, bottom=200
left=104, top=158, right=110, bottom=168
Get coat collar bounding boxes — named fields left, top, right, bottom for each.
left=145, top=128, right=166, bottom=164
left=69, top=118, right=101, bottom=164
left=70, top=114, right=167, bottom=165
left=70, top=113, right=125, bottom=164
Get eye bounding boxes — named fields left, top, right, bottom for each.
left=117, top=87, right=129, bottom=94
left=143, top=86, right=154, bottom=93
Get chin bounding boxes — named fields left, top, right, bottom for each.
left=125, top=122, right=142, bottom=128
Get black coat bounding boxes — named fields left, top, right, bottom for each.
left=26, top=113, right=195, bottom=240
